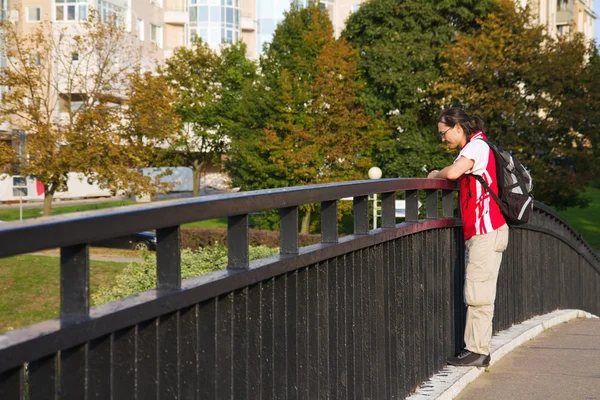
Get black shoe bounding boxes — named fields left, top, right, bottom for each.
left=447, top=349, right=490, bottom=367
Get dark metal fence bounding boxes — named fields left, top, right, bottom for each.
left=0, top=178, right=598, bottom=399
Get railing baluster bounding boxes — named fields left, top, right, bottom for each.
left=228, top=214, right=249, bottom=269
left=381, top=192, right=396, bottom=229
left=442, top=189, right=454, bottom=218
left=405, top=190, right=419, bottom=221
left=0, top=365, right=24, bottom=399
left=321, top=200, right=338, bottom=243
left=157, top=226, right=181, bottom=290
left=60, top=244, right=89, bottom=317
left=354, top=195, right=369, bottom=234
left=426, top=189, right=438, bottom=219
left=280, top=206, right=299, bottom=255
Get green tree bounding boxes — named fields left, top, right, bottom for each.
left=342, top=0, right=498, bottom=179
left=0, top=12, right=180, bottom=215
left=226, top=4, right=378, bottom=233
left=436, top=0, right=596, bottom=209
left=162, top=40, right=256, bottom=196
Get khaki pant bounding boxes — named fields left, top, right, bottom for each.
left=464, top=224, right=509, bottom=355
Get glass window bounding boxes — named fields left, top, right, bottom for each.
left=26, top=7, right=41, bottom=22
left=199, top=6, right=208, bottom=21
left=150, top=24, right=163, bottom=48
left=136, top=18, right=144, bottom=40
left=55, top=0, right=87, bottom=22
left=210, top=6, right=219, bottom=22
left=190, top=7, right=198, bottom=21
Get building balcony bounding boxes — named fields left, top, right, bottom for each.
left=164, top=10, right=189, bottom=25
left=241, top=17, right=255, bottom=32
left=556, top=10, right=572, bottom=25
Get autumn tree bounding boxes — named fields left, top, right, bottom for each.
left=0, top=11, right=180, bottom=215
left=225, top=3, right=378, bottom=233
left=162, top=40, right=256, bottom=196
left=342, top=0, right=498, bottom=179
left=436, top=0, right=597, bottom=209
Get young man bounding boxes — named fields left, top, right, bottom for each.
left=428, top=107, right=509, bottom=368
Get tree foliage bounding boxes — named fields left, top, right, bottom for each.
left=0, top=11, right=180, bottom=215
left=342, top=0, right=498, bottom=179
left=226, top=4, right=377, bottom=189
left=436, top=0, right=597, bottom=209
left=162, top=40, right=256, bottom=196
left=225, top=4, right=380, bottom=232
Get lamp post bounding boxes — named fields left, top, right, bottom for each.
left=368, top=166, right=382, bottom=229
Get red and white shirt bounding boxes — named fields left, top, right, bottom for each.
left=457, top=131, right=506, bottom=240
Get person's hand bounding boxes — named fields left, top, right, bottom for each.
left=427, top=170, right=440, bottom=179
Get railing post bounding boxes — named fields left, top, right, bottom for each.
left=426, top=189, right=438, bottom=219
left=321, top=200, right=338, bottom=243
left=353, top=195, right=369, bottom=234
left=405, top=190, right=419, bottom=221
left=280, top=206, right=299, bottom=255
left=442, top=189, right=454, bottom=218
left=157, top=226, right=181, bottom=290
left=60, top=244, right=89, bottom=317
left=381, top=191, right=396, bottom=228
left=228, top=214, right=249, bottom=269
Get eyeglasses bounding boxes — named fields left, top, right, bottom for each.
left=439, top=126, right=453, bottom=139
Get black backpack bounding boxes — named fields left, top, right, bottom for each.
left=473, top=139, right=533, bottom=226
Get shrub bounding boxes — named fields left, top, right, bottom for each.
left=92, top=245, right=279, bottom=306
left=180, top=228, right=320, bottom=249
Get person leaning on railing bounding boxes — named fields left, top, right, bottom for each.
left=427, top=107, right=509, bottom=368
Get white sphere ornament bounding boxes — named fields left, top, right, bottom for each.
left=368, top=166, right=382, bottom=180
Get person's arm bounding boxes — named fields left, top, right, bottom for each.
left=427, top=156, right=474, bottom=180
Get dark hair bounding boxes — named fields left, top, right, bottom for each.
left=438, top=107, right=485, bottom=137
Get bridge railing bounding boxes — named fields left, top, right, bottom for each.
left=0, top=178, right=598, bottom=399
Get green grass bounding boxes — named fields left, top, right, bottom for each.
left=557, top=187, right=600, bottom=251
left=0, top=255, right=128, bottom=333
left=0, top=201, right=138, bottom=221
left=0, top=201, right=228, bottom=228
left=182, top=218, right=227, bottom=228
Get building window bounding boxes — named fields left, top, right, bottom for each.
left=26, top=7, right=41, bottom=22
left=136, top=18, right=144, bottom=40
left=188, top=0, right=240, bottom=49
left=28, top=51, right=41, bottom=66
left=12, top=177, right=27, bottom=197
left=150, top=24, right=163, bottom=48
left=99, top=1, right=125, bottom=26
left=55, top=0, right=87, bottom=22
left=351, top=4, right=360, bottom=13
left=71, top=52, right=79, bottom=61
left=0, top=0, right=7, bottom=22
left=557, top=0, right=568, bottom=11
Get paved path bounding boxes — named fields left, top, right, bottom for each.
left=457, top=318, right=600, bottom=400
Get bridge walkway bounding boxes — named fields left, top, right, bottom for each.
left=458, top=318, right=600, bottom=400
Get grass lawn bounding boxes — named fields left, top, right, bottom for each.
left=0, top=200, right=138, bottom=221
left=0, top=255, right=129, bottom=333
left=557, top=187, right=600, bottom=251
left=0, top=200, right=228, bottom=228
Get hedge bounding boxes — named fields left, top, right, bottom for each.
left=180, top=227, right=321, bottom=249
left=92, top=245, right=279, bottom=306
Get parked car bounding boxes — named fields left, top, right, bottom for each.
left=91, top=231, right=157, bottom=251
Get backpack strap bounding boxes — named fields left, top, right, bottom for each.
left=473, top=175, right=502, bottom=207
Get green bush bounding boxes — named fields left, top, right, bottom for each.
left=180, top=227, right=320, bottom=249
left=92, top=245, right=278, bottom=306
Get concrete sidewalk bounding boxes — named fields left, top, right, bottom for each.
left=458, top=318, right=600, bottom=400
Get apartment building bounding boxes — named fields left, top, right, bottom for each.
left=523, top=0, right=597, bottom=40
